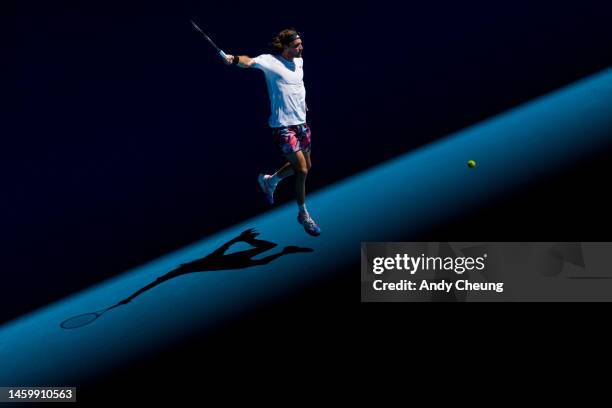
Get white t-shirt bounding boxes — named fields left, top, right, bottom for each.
left=252, top=54, right=307, bottom=128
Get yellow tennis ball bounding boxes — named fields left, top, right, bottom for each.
left=467, top=160, right=476, bottom=168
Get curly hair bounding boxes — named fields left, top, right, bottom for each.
left=270, top=28, right=300, bottom=52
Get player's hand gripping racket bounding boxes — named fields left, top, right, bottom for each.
left=190, top=20, right=229, bottom=61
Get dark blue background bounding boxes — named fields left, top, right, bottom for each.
left=4, top=0, right=612, bottom=318
left=3, top=1, right=612, bottom=390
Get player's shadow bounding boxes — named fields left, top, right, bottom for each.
left=60, top=228, right=313, bottom=329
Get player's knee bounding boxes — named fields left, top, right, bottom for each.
left=296, top=167, right=308, bottom=177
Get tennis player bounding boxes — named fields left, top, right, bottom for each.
left=223, top=29, right=321, bottom=236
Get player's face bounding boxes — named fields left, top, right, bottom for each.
left=286, top=39, right=303, bottom=58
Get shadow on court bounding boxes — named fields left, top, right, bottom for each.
left=60, top=228, right=313, bottom=329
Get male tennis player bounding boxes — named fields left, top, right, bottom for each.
left=223, top=29, right=321, bottom=236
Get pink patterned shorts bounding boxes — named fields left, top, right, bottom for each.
left=272, top=123, right=311, bottom=155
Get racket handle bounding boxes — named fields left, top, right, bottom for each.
left=219, top=50, right=228, bottom=59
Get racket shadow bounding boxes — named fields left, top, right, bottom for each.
left=60, top=228, right=313, bottom=329
left=60, top=310, right=109, bottom=329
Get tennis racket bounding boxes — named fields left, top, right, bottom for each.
left=191, top=20, right=228, bottom=61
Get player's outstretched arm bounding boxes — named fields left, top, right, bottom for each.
left=224, top=54, right=256, bottom=68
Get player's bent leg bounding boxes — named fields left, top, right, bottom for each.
left=286, top=150, right=320, bottom=236
left=286, top=150, right=308, bottom=205
left=258, top=162, right=295, bottom=205
left=303, top=150, right=312, bottom=172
